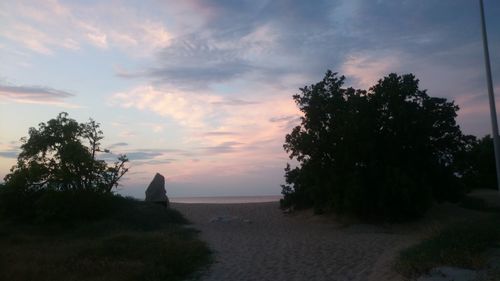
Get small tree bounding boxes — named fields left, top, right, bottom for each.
left=282, top=71, right=466, bottom=220
left=4, top=112, right=128, bottom=193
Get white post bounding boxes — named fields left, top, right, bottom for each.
left=479, top=0, right=500, bottom=191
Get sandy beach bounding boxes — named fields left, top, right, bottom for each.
left=173, top=202, right=485, bottom=281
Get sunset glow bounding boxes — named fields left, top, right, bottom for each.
left=1, top=0, right=499, bottom=198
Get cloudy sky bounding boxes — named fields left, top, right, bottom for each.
left=1, top=0, right=499, bottom=198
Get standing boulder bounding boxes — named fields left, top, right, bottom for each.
left=145, top=173, right=169, bottom=207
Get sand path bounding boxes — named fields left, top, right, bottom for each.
left=173, top=202, right=426, bottom=281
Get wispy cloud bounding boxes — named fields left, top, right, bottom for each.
left=1, top=23, right=56, bottom=55
left=200, top=141, right=244, bottom=155
left=211, top=98, right=259, bottom=106
left=0, top=150, right=19, bottom=159
left=97, top=148, right=181, bottom=166
left=143, top=35, right=255, bottom=88
left=126, top=151, right=164, bottom=161
left=269, top=115, right=300, bottom=123
left=201, top=131, right=239, bottom=137
left=2, top=0, right=500, bottom=197
left=0, top=82, right=77, bottom=107
left=109, top=82, right=301, bottom=184
left=110, top=85, right=219, bottom=128
left=340, top=52, right=402, bottom=89
left=107, top=142, right=129, bottom=150
left=0, top=141, right=21, bottom=159
left=0, top=0, right=174, bottom=56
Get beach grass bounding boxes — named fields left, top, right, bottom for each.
left=394, top=214, right=500, bottom=278
left=0, top=197, right=211, bottom=281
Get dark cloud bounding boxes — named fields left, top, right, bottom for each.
left=269, top=115, right=301, bottom=130
left=115, top=0, right=500, bottom=136
left=350, top=1, right=490, bottom=51
left=342, top=0, right=500, bottom=78
left=117, top=1, right=346, bottom=88
left=126, top=151, right=163, bottom=161
left=0, top=142, right=21, bottom=159
left=211, top=98, right=259, bottom=106
left=147, top=35, right=255, bottom=87
left=107, top=142, right=129, bottom=150
left=201, top=141, right=244, bottom=154
left=99, top=148, right=194, bottom=161
left=97, top=149, right=179, bottom=168
left=0, top=83, right=74, bottom=103
left=0, top=150, right=18, bottom=159
left=202, top=131, right=239, bottom=136
left=269, top=114, right=301, bottom=131
left=121, top=0, right=500, bottom=86
left=131, top=159, right=176, bottom=166
left=269, top=115, right=300, bottom=123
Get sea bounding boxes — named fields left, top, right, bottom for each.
left=170, top=195, right=282, bottom=204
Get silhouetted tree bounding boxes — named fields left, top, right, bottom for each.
left=457, top=135, right=497, bottom=190
left=4, top=112, right=128, bottom=193
left=282, top=71, right=466, bottom=220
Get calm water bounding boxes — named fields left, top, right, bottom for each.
left=170, top=195, right=282, bottom=204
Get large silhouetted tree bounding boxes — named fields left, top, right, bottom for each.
left=281, top=71, right=466, bottom=220
left=4, top=112, right=128, bottom=193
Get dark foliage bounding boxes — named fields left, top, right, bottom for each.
left=0, top=190, right=209, bottom=281
left=0, top=114, right=211, bottom=281
left=0, top=185, right=186, bottom=226
left=457, top=135, right=497, bottom=190
left=3, top=112, right=128, bottom=193
left=281, top=71, right=467, bottom=220
left=395, top=215, right=500, bottom=277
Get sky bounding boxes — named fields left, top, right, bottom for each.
left=1, top=0, right=500, bottom=198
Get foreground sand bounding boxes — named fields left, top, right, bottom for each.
left=173, top=202, right=484, bottom=281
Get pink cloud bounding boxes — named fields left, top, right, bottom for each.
left=1, top=0, right=175, bottom=56
left=340, top=52, right=401, bottom=89
left=109, top=83, right=301, bottom=190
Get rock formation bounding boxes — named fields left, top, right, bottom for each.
left=145, top=173, right=169, bottom=206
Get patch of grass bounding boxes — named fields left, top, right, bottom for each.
left=0, top=193, right=211, bottom=281
left=460, top=196, right=488, bottom=211
left=394, top=215, right=500, bottom=278
left=460, top=196, right=500, bottom=213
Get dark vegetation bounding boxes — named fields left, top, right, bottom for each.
left=0, top=113, right=211, bottom=281
left=281, top=71, right=498, bottom=221
left=0, top=192, right=210, bottom=281
left=458, top=135, right=497, bottom=192
left=4, top=112, right=128, bottom=193
left=395, top=214, right=500, bottom=278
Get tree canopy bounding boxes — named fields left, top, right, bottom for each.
left=281, top=71, right=467, bottom=220
left=4, top=112, right=128, bottom=193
